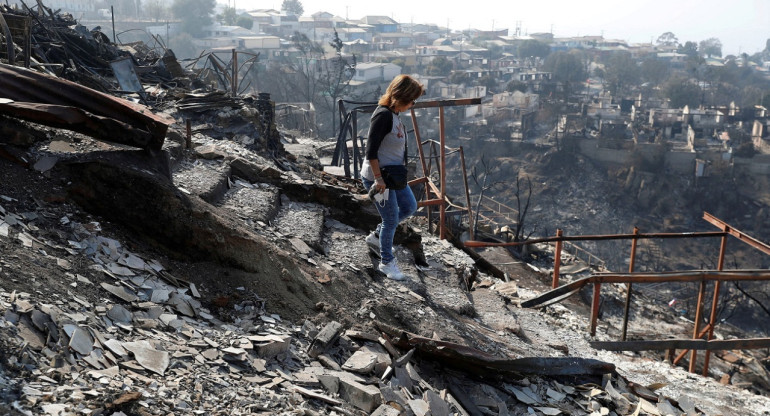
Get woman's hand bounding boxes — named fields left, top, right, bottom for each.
left=374, top=176, right=386, bottom=193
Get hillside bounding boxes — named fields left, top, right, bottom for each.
left=2, top=106, right=770, bottom=415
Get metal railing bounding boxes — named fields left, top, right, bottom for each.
left=466, top=212, right=770, bottom=376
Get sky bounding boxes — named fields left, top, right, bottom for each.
left=236, top=0, right=770, bottom=56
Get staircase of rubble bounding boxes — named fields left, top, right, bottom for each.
left=171, top=156, right=326, bottom=256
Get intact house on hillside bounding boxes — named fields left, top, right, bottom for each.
left=359, top=16, right=399, bottom=33
left=347, top=62, right=402, bottom=97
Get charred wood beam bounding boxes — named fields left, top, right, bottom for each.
left=0, top=63, right=171, bottom=149
left=376, top=322, right=615, bottom=377
left=0, top=100, right=156, bottom=148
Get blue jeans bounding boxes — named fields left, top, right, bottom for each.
left=362, top=178, right=417, bottom=263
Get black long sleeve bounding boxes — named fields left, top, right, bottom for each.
left=365, top=107, right=393, bottom=160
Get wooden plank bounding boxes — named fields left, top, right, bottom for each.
left=591, top=337, right=770, bottom=351
left=520, top=278, right=590, bottom=308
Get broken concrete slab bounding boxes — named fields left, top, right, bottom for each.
left=338, top=376, right=382, bottom=413
left=342, top=349, right=378, bottom=374
left=122, top=340, right=169, bottom=375
left=249, top=334, right=291, bottom=358
left=217, top=182, right=281, bottom=224
left=172, top=160, right=231, bottom=204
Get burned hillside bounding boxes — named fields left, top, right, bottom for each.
left=2, top=5, right=770, bottom=416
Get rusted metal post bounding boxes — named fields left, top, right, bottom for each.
left=459, top=147, right=474, bottom=240
left=439, top=106, right=446, bottom=240
left=673, top=323, right=713, bottom=365
left=590, top=283, right=601, bottom=336
left=352, top=111, right=359, bottom=179
left=410, top=109, right=428, bottom=181
left=689, top=281, right=707, bottom=372
left=552, top=229, right=563, bottom=288
left=703, top=230, right=728, bottom=376
left=231, top=49, right=238, bottom=96
left=111, top=6, right=116, bottom=43
left=185, top=119, right=192, bottom=149
left=622, top=226, right=640, bottom=341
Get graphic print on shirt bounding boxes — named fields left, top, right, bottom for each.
left=396, top=119, right=404, bottom=138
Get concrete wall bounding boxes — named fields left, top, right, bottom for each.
left=574, top=138, right=696, bottom=174
left=735, top=155, right=770, bottom=175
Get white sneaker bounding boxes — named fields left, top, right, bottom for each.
left=365, top=231, right=380, bottom=257
left=378, top=260, right=406, bottom=281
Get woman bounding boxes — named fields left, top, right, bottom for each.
left=361, top=74, right=424, bottom=281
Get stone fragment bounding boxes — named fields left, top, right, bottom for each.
left=122, top=340, right=169, bottom=375
left=107, top=305, right=133, bottom=323
left=104, top=339, right=128, bottom=357
left=69, top=327, right=94, bottom=356
left=202, top=349, right=219, bottom=360
left=150, top=289, right=170, bottom=303
left=342, top=350, right=378, bottom=374
left=339, top=377, right=382, bottom=413
left=407, top=399, right=430, bottom=416
left=168, top=293, right=195, bottom=317
left=33, top=156, right=58, bottom=173
left=424, top=390, right=450, bottom=416
left=101, top=283, right=138, bottom=303
left=308, top=321, right=343, bottom=358
left=317, top=353, right=341, bottom=371
left=30, top=310, right=52, bottom=331
left=195, top=144, right=227, bottom=159
left=370, top=404, right=401, bottom=416
left=107, top=263, right=134, bottom=276
left=249, top=334, right=291, bottom=358
left=41, top=403, right=67, bottom=415
left=119, top=253, right=147, bottom=270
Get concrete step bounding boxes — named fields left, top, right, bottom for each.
left=172, top=159, right=231, bottom=204
left=217, top=180, right=281, bottom=225
left=272, top=196, right=325, bottom=253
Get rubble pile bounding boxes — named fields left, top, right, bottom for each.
left=0, top=230, right=721, bottom=416
left=0, top=3, right=171, bottom=92
left=2, top=4, right=770, bottom=416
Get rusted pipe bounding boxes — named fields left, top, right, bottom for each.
left=552, top=229, right=563, bottom=288
left=590, top=283, right=601, bottom=336
left=703, top=230, right=728, bottom=376
left=459, top=147, right=473, bottom=240
left=439, top=106, right=446, bottom=240
left=464, top=231, right=727, bottom=248
left=622, top=227, right=639, bottom=341
left=231, top=49, right=237, bottom=96
left=689, top=281, right=708, bottom=372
